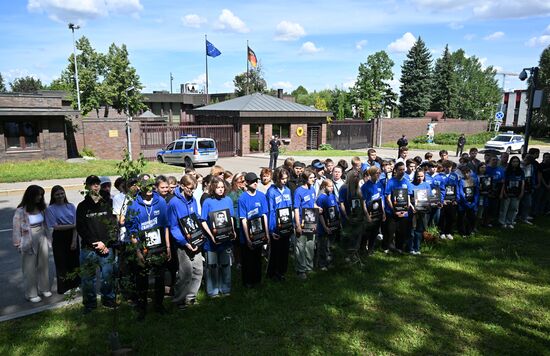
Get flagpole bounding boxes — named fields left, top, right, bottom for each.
left=246, top=40, right=250, bottom=95
left=205, top=34, right=209, bottom=104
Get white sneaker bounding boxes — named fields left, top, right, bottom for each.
left=508, top=224, right=514, bottom=229
left=440, top=234, right=447, bottom=240
left=416, top=251, right=422, bottom=255
left=447, top=234, right=454, bottom=240
left=523, top=220, right=533, bottom=225
left=28, top=296, right=42, bottom=303
left=526, top=216, right=534, bottom=221
left=376, top=234, right=384, bottom=241
left=42, top=291, right=52, bottom=298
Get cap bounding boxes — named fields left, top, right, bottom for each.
left=85, top=175, right=101, bottom=186
left=293, top=161, right=306, bottom=168
left=127, top=176, right=139, bottom=186
left=312, top=161, right=325, bottom=170
left=99, top=176, right=111, bottom=185
left=244, top=172, right=259, bottom=183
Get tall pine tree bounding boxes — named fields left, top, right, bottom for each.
left=399, top=37, right=432, bottom=117
left=431, top=45, right=456, bottom=117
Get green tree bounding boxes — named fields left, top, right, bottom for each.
left=45, top=77, right=71, bottom=91
left=352, top=50, right=397, bottom=120
left=291, top=85, right=308, bottom=98
left=329, top=88, right=353, bottom=120
left=103, top=43, right=145, bottom=116
left=0, top=72, right=6, bottom=92
left=233, top=64, right=267, bottom=96
left=10, top=76, right=44, bottom=92
left=531, top=45, right=550, bottom=137
left=431, top=45, right=457, bottom=117
left=399, top=37, right=433, bottom=117
left=61, top=36, right=107, bottom=116
left=450, top=49, right=500, bottom=120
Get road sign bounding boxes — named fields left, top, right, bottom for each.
left=495, top=111, right=504, bottom=122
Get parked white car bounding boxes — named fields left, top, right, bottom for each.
left=157, top=135, right=218, bottom=167
left=484, top=132, right=524, bottom=153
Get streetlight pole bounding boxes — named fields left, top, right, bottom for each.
left=519, top=67, right=539, bottom=155
left=68, top=23, right=81, bottom=112
left=125, top=86, right=135, bottom=160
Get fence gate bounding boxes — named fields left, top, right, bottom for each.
left=307, top=124, right=321, bottom=150
left=326, top=120, right=373, bottom=150
left=140, top=123, right=236, bottom=160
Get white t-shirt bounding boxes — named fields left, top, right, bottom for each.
left=28, top=213, right=44, bottom=225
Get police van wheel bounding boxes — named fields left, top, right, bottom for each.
left=518, top=146, right=523, bottom=154
left=207, top=162, right=215, bottom=167
left=184, top=157, right=194, bottom=168
left=157, top=155, right=164, bottom=163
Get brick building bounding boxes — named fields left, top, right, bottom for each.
left=189, top=93, right=332, bottom=155
left=0, top=92, right=78, bottom=162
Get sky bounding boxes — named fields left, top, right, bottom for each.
left=0, top=0, right=549, bottom=95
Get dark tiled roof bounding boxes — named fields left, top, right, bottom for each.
left=194, top=93, right=323, bottom=112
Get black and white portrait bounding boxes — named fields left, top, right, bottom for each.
left=214, top=211, right=228, bottom=227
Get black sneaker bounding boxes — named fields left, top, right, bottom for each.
left=102, top=299, right=117, bottom=309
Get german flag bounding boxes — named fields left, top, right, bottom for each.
left=248, top=46, right=257, bottom=67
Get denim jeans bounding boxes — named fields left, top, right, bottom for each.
left=408, top=214, right=428, bottom=252
left=80, top=248, right=115, bottom=309
left=499, top=197, right=520, bottom=225
left=294, top=234, right=315, bottom=273
left=205, top=248, right=232, bottom=296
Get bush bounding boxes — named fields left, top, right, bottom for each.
left=80, top=147, right=95, bottom=157
left=319, top=143, right=334, bottom=151
left=411, top=131, right=494, bottom=146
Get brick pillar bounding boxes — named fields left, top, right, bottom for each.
left=241, top=124, right=250, bottom=155
left=263, top=124, right=273, bottom=152
left=289, top=124, right=307, bottom=151
left=321, top=123, right=327, bottom=145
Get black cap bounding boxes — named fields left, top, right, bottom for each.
left=85, top=175, right=101, bottom=186
left=244, top=172, right=259, bottom=183
left=312, top=161, right=325, bottom=170
left=293, top=161, right=306, bottom=168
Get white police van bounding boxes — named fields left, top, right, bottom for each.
left=157, top=135, right=218, bottom=168
left=484, top=132, right=524, bottom=154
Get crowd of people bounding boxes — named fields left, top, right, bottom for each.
left=11, top=144, right=550, bottom=320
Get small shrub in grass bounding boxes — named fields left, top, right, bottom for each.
left=319, top=143, right=334, bottom=151
left=80, top=147, right=95, bottom=157
left=411, top=131, right=494, bottom=146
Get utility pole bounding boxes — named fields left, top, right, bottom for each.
left=170, top=72, right=174, bottom=94
left=68, top=23, right=81, bottom=112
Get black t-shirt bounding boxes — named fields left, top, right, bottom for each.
left=540, top=161, right=550, bottom=184
left=269, top=139, right=280, bottom=153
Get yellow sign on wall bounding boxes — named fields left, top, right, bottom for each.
left=108, top=130, right=119, bottom=138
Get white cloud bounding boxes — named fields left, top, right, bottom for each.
left=545, top=24, right=550, bottom=34
left=274, top=21, right=305, bottom=41
left=27, top=0, right=143, bottom=23
left=412, top=0, right=550, bottom=19
left=387, top=32, right=416, bottom=53
left=182, top=14, right=206, bottom=28
left=190, top=73, right=206, bottom=86
left=355, top=39, right=368, bottom=50
left=272, top=81, right=293, bottom=89
left=223, top=81, right=235, bottom=90
left=343, top=78, right=356, bottom=89
left=449, top=22, right=464, bottom=30
left=300, top=41, right=322, bottom=54
left=526, top=35, right=550, bottom=47
left=215, top=9, right=249, bottom=33
left=483, top=31, right=504, bottom=40
left=464, top=33, right=476, bottom=40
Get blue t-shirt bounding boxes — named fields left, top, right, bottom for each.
left=361, top=160, right=380, bottom=173
left=201, top=196, right=234, bottom=252
left=441, top=172, right=460, bottom=202
left=458, top=178, right=479, bottom=211
left=385, top=176, right=413, bottom=216
left=316, top=192, right=339, bottom=236
left=168, top=188, right=200, bottom=247
left=361, top=180, right=384, bottom=204
left=293, top=185, right=316, bottom=222
left=266, top=184, right=293, bottom=234
left=238, top=190, right=268, bottom=244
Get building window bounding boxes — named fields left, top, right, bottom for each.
left=272, top=124, right=290, bottom=138
left=4, top=121, right=39, bottom=150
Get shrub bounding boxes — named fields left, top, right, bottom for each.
left=411, top=131, right=494, bottom=146
left=80, top=147, right=95, bottom=157
left=319, top=143, right=334, bottom=151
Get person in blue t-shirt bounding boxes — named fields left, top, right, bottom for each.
left=361, top=166, right=386, bottom=255
left=266, top=167, right=294, bottom=280
left=410, top=169, right=431, bottom=254
left=125, top=178, right=170, bottom=319
left=485, top=155, right=505, bottom=227
left=238, top=172, right=270, bottom=287
left=361, top=149, right=381, bottom=173
left=499, top=156, right=525, bottom=228
left=457, top=166, right=479, bottom=237
left=200, top=177, right=236, bottom=297
left=316, top=179, right=339, bottom=270
left=168, top=175, right=203, bottom=309
left=293, top=169, right=320, bottom=279
left=385, top=162, right=414, bottom=253
left=439, top=160, right=460, bottom=240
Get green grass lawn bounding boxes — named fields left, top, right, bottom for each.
left=382, top=143, right=480, bottom=152
left=0, top=159, right=174, bottom=183
left=1, top=220, right=549, bottom=355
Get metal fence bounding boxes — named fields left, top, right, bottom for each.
left=326, top=120, right=373, bottom=150
left=140, top=123, right=236, bottom=160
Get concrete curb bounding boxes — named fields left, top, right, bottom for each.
left=0, top=296, right=82, bottom=323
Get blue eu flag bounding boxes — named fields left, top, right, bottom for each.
left=206, top=40, right=221, bottom=57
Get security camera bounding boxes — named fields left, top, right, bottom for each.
left=519, top=70, right=528, bottom=81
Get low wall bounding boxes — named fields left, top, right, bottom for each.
left=373, top=118, right=488, bottom=145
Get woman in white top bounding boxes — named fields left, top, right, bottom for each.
left=12, top=185, right=52, bottom=302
